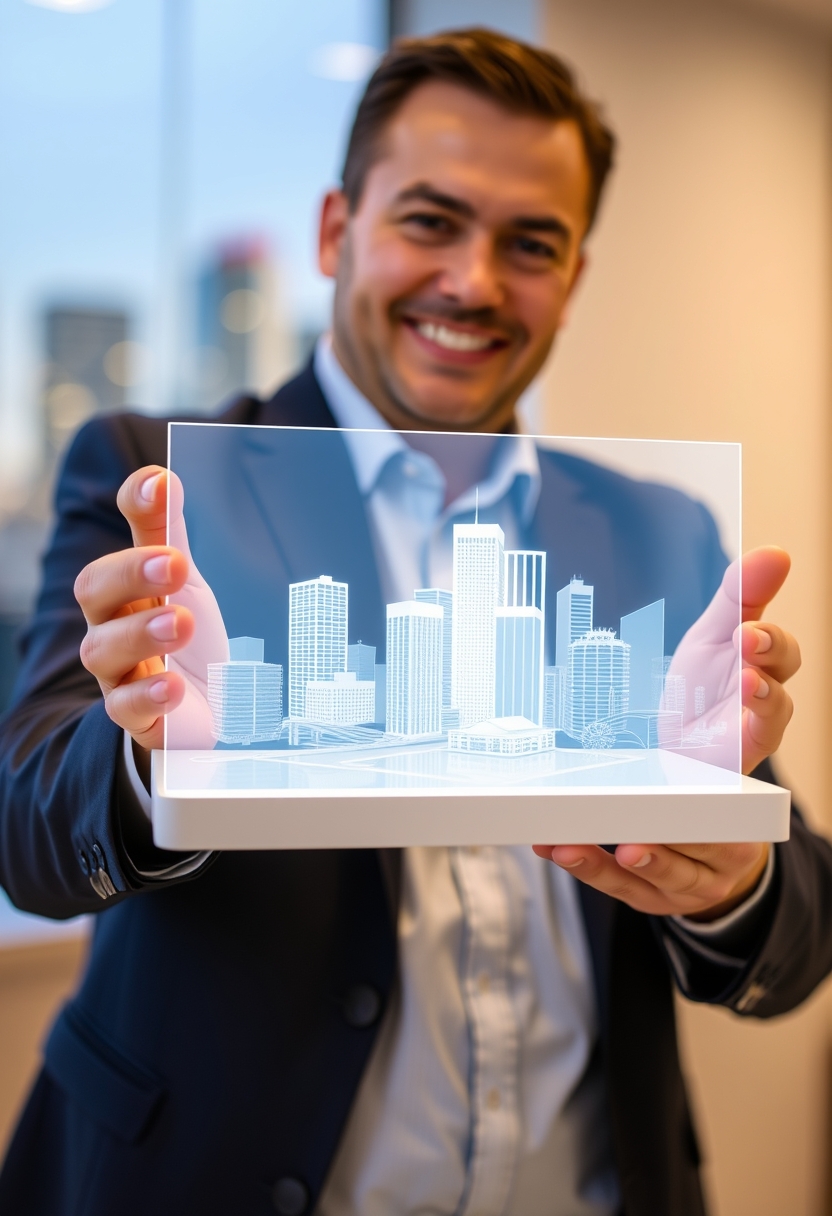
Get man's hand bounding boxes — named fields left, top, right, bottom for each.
left=534, top=547, right=800, bottom=921
left=75, top=466, right=228, bottom=777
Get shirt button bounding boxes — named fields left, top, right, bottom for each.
left=487, top=1088, right=501, bottom=1111
left=272, top=1177, right=308, bottom=1215
left=403, top=461, right=420, bottom=479
left=343, top=983, right=381, bottom=1029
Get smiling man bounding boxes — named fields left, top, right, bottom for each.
left=1, top=27, right=831, bottom=1216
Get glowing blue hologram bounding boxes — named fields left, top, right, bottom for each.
left=165, top=423, right=743, bottom=789
left=207, top=637, right=283, bottom=745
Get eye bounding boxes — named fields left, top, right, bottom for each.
left=400, top=211, right=456, bottom=237
left=510, top=235, right=558, bottom=262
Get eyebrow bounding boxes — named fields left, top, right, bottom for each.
left=394, top=182, right=571, bottom=241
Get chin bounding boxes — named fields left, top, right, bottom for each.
left=399, top=379, right=503, bottom=430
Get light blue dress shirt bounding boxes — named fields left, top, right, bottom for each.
left=313, top=335, right=620, bottom=1216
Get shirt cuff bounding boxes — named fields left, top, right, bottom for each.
left=671, top=845, right=776, bottom=937
left=121, top=731, right=210, bottom=880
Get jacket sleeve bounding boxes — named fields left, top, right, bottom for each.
left=0, top=415, right=212, bottom=920
left=657, top=759, right=832, bottom=1016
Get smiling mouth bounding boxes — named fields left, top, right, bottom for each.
left=405, top=318, right=508, bottom=354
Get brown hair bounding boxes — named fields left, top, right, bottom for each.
left=341, top=27, right=616, bottom=233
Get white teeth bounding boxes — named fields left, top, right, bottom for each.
left=416, top=321, right=493, bottom=352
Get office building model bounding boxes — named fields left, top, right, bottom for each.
left=208, top=636, right=283, bottom=745
left=208, top=520, right=727, bottom=756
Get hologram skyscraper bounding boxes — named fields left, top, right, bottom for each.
left=620, top=600, right=664, bottom=712
left=414, top=589, right=453, bottom=709
left=566, top=629, right=630, bottom=736
left=288, top=575, right=347, bottom=718
left=207, top=636, right=283, bottom=745
left=555, top=577, right=594, bottom=669
left=452, top=523, right=505, bottom=728
left=495, top=550, right=546, bottom=724
left=386, top=601, right=443, bottom=736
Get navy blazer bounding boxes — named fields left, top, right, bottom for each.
left=1, top=364, right=831, bottom=1216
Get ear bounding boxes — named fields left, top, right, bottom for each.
left=318, top=189, right=350, bottom=279
left=556, top=251, right=588, bottom=332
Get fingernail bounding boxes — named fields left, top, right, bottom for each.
left=754, top=676, right=770, bottom=699
left=140, top=474, right=161, bottom=503
left=148, top=679, right=170, bottom=704
left=631, top=853, right=652, bottom=868
left=143, top=555, right=171, bottom=585
left=754, top=629, right=772, bottom=654
left=147, top=611, right=177, bottom=642
left=561, top=858, right=584, bottom=868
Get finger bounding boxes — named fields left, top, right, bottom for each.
left=613, top=843, right=731, bottom=901
left=116, top=466, right=170, bottom=549
left=742, top=668, right=793, bottom=767
left=74, top=546, right=189, bottom=627
left=640, top=840, right=767, bottom=874
left=80, top=604, right=195, bottom=687
left=739, top=547, right=790, bottom=622
left=540, top=844, right=674, bottom=915
left=739, top=621, right=801, bottom=685
left=104, top=670, right=186, bottom=750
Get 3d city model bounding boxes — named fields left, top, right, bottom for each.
left=206, top=519, right=726, bottom=757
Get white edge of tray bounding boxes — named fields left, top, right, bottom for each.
left=150, top=754, right=791, bottom=850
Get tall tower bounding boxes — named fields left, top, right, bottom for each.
left=386, top=601, right=443, bottom=736
left=207, top=636, right=283, bottom=745
left=567, top=629, right=630, bottom=737
left=288, top=575, right=348, bottom=719
left=414, top=589, right=453, bottom=708
left=452, top=523, right=505, bottom=728
left=555, top=577, right=594, bottom=669
left=620, top=600, right=665, bottom=712
left=495, top=550, right=546, bottom=723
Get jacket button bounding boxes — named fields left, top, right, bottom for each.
left=343, top=983, right=381, bottom=1028
left=272, top=1176, right=309, bottom=1215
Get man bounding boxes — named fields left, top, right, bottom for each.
left=0, top=27, right=828, bottom=1216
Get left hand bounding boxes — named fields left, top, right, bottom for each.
left=533, top=547, right=800, bottom=921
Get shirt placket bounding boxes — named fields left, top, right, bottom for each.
left=451, top=845, right=522, bottom=1216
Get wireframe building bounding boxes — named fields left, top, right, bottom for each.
left=414, top=589, right=453, bottom=708
left=347, top=642, right=376, bottom=682
left=387, top=601, right=443, bottom=736
left=495, top=550, right=546, bottom=723
left=495, top=609, right=544, bottom=723
left=620, top=599, right=665, bottom=711
left=543, top=665, right=567, bottom=730
left=662, top=673, right=687, bottom=714
left=566, top=629, right=630, bottom=737
left=452, top=523, right=505, bottom=728
left=288, top=575, right=348, bottom=718
left=555, top=577, right=594, bottom=670
left=305, top=671, right=375, bottom=725
left=207, top=636, right=283, bottom=745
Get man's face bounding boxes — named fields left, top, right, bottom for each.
left=319, top=81, right=592, bottom=433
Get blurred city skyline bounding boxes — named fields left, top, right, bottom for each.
left=0, top=0, right=386, bottom=504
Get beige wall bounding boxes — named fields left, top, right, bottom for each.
left=538, top=1, right=832, bottom=1212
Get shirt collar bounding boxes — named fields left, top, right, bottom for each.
left=313, top=333, right=541, bottom=524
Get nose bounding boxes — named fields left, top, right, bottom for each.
left=435, top=232, right=505, bottom=312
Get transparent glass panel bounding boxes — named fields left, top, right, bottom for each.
left=164, top=423, right=742, bottom=797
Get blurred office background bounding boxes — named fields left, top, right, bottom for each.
left=0, top=0, right=830, bottom=1212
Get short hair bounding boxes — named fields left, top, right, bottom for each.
left=341, top=27, right=616, bottom=234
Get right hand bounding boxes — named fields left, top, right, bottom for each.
left=75, top=465, right=229, bottom=770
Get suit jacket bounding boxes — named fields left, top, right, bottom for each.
left=1, top=364, right=831, bottom=1216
